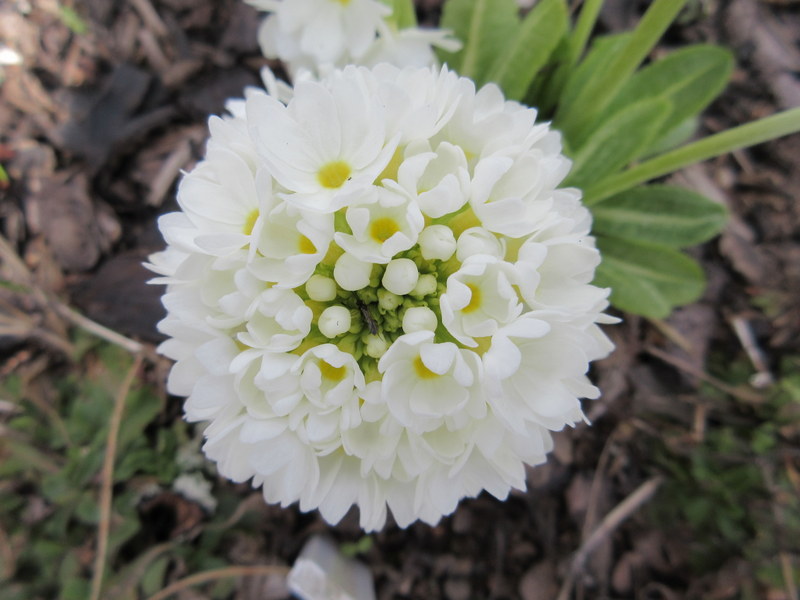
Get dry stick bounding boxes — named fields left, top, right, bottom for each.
left=145, top=565, right=291, bottom=600
left=88, top=353, right=144, bottom=600
left=0, top=524, right=15, bottom=579
left=644, top=345, right=764, bottom=404
left=53, top=303, right=145, bottom=355
left=557, top=476, right=664, bottom=600
left=780, top=553, right=799, bottom=600
left=1, top=233, right=145, bottom=356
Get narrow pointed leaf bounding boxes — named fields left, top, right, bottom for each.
left=602, top=45, right=734, bottom=147
left=555, top=33, right=631, bottom=141
left=486, top=0, right=568, bottom=100
left=595, top=236, right=706, bottom=318
left=592, top=185, right=728, bottom=247
left=438, top=0, right=520, bottom=81
left=565, top=97, right=671, bottom=188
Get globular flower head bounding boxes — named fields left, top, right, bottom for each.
left=150, top=64, right=613, bottom=531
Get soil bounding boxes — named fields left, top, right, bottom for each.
left=1, top=0, right=799, bottom=599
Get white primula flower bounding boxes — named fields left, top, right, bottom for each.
left=334, top=186, right=424, bottom=263
left=150, top=64, right=613, bottom=532
left=251, top=0, right=389, bottom=66
left=247, top=72, right=399, bottom=213
left=248, top=0, right=459, bottom=78
left=440, top=256, right=523, bottom=346
left=391, top=140, right=471, bottom=219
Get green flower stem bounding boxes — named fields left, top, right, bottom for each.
left=558, top=0, right=690, bottom=134
left=583, top=107, right=800, bottom=205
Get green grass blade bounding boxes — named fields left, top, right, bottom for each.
left=486, top=0, right=568, bottom=100
left=556, top=0, right=691, bottom=142
left=584, top=107, right=800, bottom=205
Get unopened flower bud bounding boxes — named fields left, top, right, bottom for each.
left=411, top=273, right=437, bottom=298
left=457, top=227, right=504, bottom=261
left=402, top=306, right=438, bottom=333
left=382, top=258, right=418, bottom=295
left=364, top=334, right=390, bottom=358
left=334, top=253, right=372, bottom=291
left=318, top=306, right=351, bottom=338
left=306, top=274, right=337, bottom=301
left=418, top=225, right=456, bottom=261
left=378, top=288, right=402, bottom=311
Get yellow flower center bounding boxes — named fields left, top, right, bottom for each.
left=243, top=209, right=259, bottom=235
left=333, top=0, right=351, bottom=4
left=298, top=234, right=316, bottom=254
left=413, top=355, right=439, bottom=380
left=369, top=217, right=400, bottom=243
left=462, top=283, right=482, bottom=313
left=318, top=160, right=351, bottom=189
left=319, top=360, right=347, bottom=382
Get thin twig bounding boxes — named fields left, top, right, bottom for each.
left=781, top=553, right=799, bottom=600
left=129, top=0, right=170, bottom=37
left=89, top=353, right=144, bottom=600
left=0, top=523, right=15, bottom=579
left=53, top=303, right=145, bottom=355
left=729, top=315, right=774, bottom=388
left=557, top=476, right=664, bottom=600
left=2, top=233, right=147, bottom=356
left=644, top=345, right=764, bottom=404
left=145, top=565, right=291, bottom=600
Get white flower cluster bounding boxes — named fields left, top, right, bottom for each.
left=246, top=0, right=460, bottom=77
left=150, top=64, right=614, bottom=530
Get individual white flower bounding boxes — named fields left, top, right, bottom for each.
left=247, top=72, right=398, bottom=213
left=249, top=175, right=334, bottom=288
left=334, top=186, right=424, bottom=263
left=251, top=0, right=389, bottom=67
left=390, top=140, right=471, bottom=219
left=237, top=288, right=313, bottom=353
left=151, top=64, right=613, bottom=532
left=378, top=330, right=485, bottom=433
left=440, top=256, right=523, bottom=346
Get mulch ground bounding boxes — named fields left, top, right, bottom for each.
left=1, top=0, right=800, bottom=598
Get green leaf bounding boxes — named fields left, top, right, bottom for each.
left=556, top=33, right=632, bottom=142
left=58, top=6, right=88, bottom=35
left=555, top=0, right=692, bottom=143
left=642, top=115, right=698, bottom=158
left=438, top=0, right=520, bottom=81
left=140, top=556, right=170, bottom=597
left=485, top=0, right=568, bottom=100
left=592, top=185, right=728, bottom=247
left=603, top=45, right=734, bottom=147
left=116, top=387, right=162, bottom=451
left=595, top=236, right=706, bottom=318
left=381, top=0, right=417, bottom=28
left=565, top=97, right=671, bottom=188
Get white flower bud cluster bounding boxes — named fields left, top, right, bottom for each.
left=150, top=64, right=614, bottom=531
